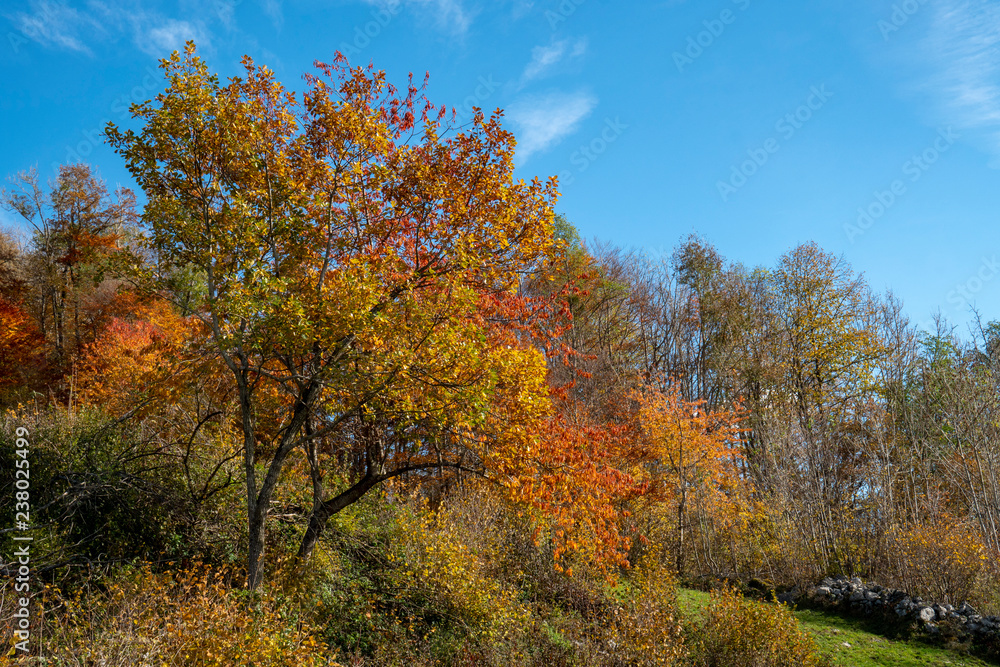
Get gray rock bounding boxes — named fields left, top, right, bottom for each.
left=919, top=607, right=936, bottom=623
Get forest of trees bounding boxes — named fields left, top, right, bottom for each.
left=1, top=44, right=998, bottom=665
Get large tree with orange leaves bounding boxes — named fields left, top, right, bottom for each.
left=108, top=43, right=562, bottom=589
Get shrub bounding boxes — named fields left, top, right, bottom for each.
left=606, top=560, right=688, bottom=666
left=29, top=562, right=335, bottom=665
left=891, top=515, right=988, bottom=605
left=687, top=586, right=827, bottom=667
left=0, top=407, right=243, bottom=575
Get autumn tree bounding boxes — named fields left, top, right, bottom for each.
left=633, top=382, right=743, bottom=576
left=1, top=165, right=139, bottom=371
left=0, top=228, right=25, bottom=299
left=896, top=319, right=1000, bottom=557
left=107, top=44, right=561, bottom=589
left=0, top=297, right=46, bottom=404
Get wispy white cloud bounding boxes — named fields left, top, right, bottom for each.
left=920, top=0, right=1000, bottom=164
left=420, top=0, right=470, bottom=32
left=7, top=0, right=104, bottom=55
left=86, top=2, right=212, bottom=57
left=507, top=89, right=597, bottom=162
left=261, top=0, right=283, bottom=31
left=7, top=1, right=216, bottom=57
left=363, top=0, right=471, bottom=34
left=522, top=37, right=587, bottom=81
left=143, top=18, right=209, bottom=55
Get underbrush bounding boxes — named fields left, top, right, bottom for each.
left=3, top=563, right=333, bottom=666
left=0, top=411, right=842, bottom=666
left=1, top=480, right=849, bottom=666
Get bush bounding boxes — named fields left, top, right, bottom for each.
left=890, top=516, right=988, bottom=606
left=687, top=586, right=828, bottom=667
left=292, top=489, right=537, bottom=665
left=15, top=562, right=335, bottom=665
left=0, top=407, right=242, bottom=574
left=606, top=560, right=687, bottom=666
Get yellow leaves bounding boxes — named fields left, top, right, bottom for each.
left=37, top=562, right=336, bottom=666
left=770, top=242, right=887, bottom=403
left=688, top=586, right=825, bottom=667
left=606, top=558, right=687, bottom=665
left=393, top=500, right=530, bottom=641
left=891, top=515, right=989, bottom=603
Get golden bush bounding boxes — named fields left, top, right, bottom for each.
left=688, top=586, right=826, bottom=667
left=392, top=500, right=531, bottom=645
left=606, top=560, right=688, bottom=666
left=33, top=563, right=336, bottom=666
left=891, top=515, right=988, bottom=605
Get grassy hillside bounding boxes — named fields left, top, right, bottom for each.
left=678, top=588, right=997, bottom=667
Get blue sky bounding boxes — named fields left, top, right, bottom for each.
left=2, top=0, right=999, bottom=334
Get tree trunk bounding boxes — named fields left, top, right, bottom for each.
left=676, top=486, right=687, bottom=577
left=246, top=505, right=266, bottom=591
left=297, top=473, right=381, bottom=561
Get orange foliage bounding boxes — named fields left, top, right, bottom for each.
left=500, top=394, right=645, bottom=574
left=76, top=297, right=200, bottom=412
left=634, top=383, right=744, bottom=500
left=632, top=382, right=744, bottom=574
left=0, top=296, right=46, bottom=398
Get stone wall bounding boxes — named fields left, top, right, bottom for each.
left=801, top=575, right=999, bottom=647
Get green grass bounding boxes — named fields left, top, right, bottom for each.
left=677, top=588, right=997, bottom=667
